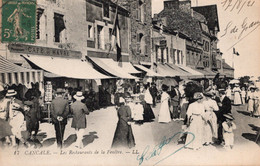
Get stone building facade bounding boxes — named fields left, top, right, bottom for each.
left=118, top=0, right=152, bottom=64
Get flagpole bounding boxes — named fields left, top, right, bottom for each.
left=107, top=0, right=119, bottom=57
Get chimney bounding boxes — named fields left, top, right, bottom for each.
left=179, top=0, right=192, bottom=15
left=164, top=0, right=179, bottom=10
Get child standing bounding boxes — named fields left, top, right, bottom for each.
left=222, top=113, right=236, bottom=150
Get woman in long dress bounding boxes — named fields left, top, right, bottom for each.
left=185, top=92, right=206, bottom=150
left=203, top=91, right=219, bottom=145
left=233, top=84, right=242, bottom=106
left=142, top=86, right=155, bottom=122
left=226, top=86, right=232, bottom=100
left=247, top=86, right=257, bottom=116
left=158, top=84, right=171, bottom=123
left=112, top=97, right=135, bottom=149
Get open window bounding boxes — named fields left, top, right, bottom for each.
left=54, top=13, right=66, bottom=43
left=36, top=8, right=45, bottom=40
left=102, top=1, right=110, bottom=19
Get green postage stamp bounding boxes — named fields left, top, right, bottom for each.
left=1, top=0, right=36, bottom=43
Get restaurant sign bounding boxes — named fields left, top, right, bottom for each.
left=8, top=44, right=82, bottom=58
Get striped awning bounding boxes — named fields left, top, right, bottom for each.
left=0, top=55, right=43, bottom=85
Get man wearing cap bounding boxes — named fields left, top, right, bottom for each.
left=217, top=89, right=232, bottom=144
left=50, top=88, right=69, bottom=148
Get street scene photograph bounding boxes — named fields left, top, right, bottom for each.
left=0, top=0, right=260, bottom=165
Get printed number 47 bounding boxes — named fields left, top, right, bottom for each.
left=4, top=29, right=12, bottom=38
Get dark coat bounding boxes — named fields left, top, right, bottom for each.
left=217, top=96, right=232, bottom=122
left=111, top=105, right=135, bottom=149
left=70, top=101, right=89, bottom=129
left=25, top=98, right=41, bottom=132
left=149, top=86, right=158, bottom=97
left=50, top=97, right=69, bottom=124
left=168, top=88, right=180, bottom=107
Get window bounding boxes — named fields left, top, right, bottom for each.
left=103, top=2, right=109, bottom=18
left=54, top=13, right=66, bottom=43
left=36, top=8, right=44, bottom=39
left=97, top=25, right=104, bottom=49
left=109, top=28, right=112, bottom=42
left=88, top=24, right=94, bottom=39
left=166, top=47, right=169, bottom=63
left=155, top=45, right=159, bottom=62
left=177, top=50, right=180, bottom=64
left=137, top=33, right=145, bottom=54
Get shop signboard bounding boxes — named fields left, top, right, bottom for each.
left=44, top=81, right=52, bottom=102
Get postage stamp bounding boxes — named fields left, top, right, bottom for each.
left=1, top=0, right=36, bottom=43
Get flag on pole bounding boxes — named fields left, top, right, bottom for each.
left=233, top=48, right=239, bottom=56
left=111, top=8, right=122, bottom=67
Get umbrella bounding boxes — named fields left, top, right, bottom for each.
left=161, top=78, right=178, bottom=87
left=229, top=79, right=239, bottom=84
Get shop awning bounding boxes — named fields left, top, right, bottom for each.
left=0, top=55, right=43, bottom=85
left=156, top=63, right=185, bottom=77
left=133, top=64, right=162, bottom=77
left=166, top=63, right=192, bottom=78
left=193, top=68, right=216, bottom=79
left=88, top=57, right=136, bottom=79
left=175, top=64, right=204, bottom=78
left=121, top=62, right=142, bottom=74
left=22, top=55, right=111, bottom=79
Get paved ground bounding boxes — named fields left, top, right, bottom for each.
left=1, top=103, right=260, bottom=166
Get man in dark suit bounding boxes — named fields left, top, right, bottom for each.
left=216, top=89, right=232, bottom=144
left=50, top=88, right=69, bottom=148
left=149, top=82, right=158, bottom=107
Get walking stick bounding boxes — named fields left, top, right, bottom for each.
left=58, top=120, right=63, bottom=149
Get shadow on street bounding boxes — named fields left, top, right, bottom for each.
left=242, top=124, right=260, bottom=146
left=62, top=131, right=98, bottom=148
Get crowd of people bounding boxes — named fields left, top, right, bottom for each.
left=0, top=79, right=259, bottom=151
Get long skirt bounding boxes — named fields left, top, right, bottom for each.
left=143, top=103, right=155, bottom=122
left=233, top=92, right=242, bottom=105
left=180, top=103, right=188, bottom=119
left=248, top=99, right=254, bottom=112
left=158, top=100, right=171, bottom=123
left=185, top=115, right=205, bottom=150
left=111, top=120, right=135, bottom=149
left=253, top=99, right=260, bottom=116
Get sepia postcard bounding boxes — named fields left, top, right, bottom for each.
left=0, top=0, right=260, bottom=165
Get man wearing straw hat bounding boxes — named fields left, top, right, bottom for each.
left=5, top=89, right=26, bottom=147
left=70, top=91, right=89, bottom=148
left=50, top=88, right=69, bottom=148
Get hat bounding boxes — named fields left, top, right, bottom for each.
left=119, top=97, right=125, bottom=104
left=6, top=89, right=17, bottom=97
left=235, top=84, right=239, bottom=87
left=73, top=91, right=85, bottom=100
left=193, top=92, right=203, bottom=100
left=203, top=91, right=213, bottom=97
left=223, top=113, right=234, bottom=120
left=249, top=86, right=257, bottom=90
left=56, top=88, right=65, bottom=94
left=24, top=101, right=33, bottom=106
left=218, top=89, right=226, bottom=94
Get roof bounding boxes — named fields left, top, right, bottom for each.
left=192, top=5, right=220, bottom=32
left=158, top=8, right=202, bottom=41
left=223, top=61, right=234, bottom=70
